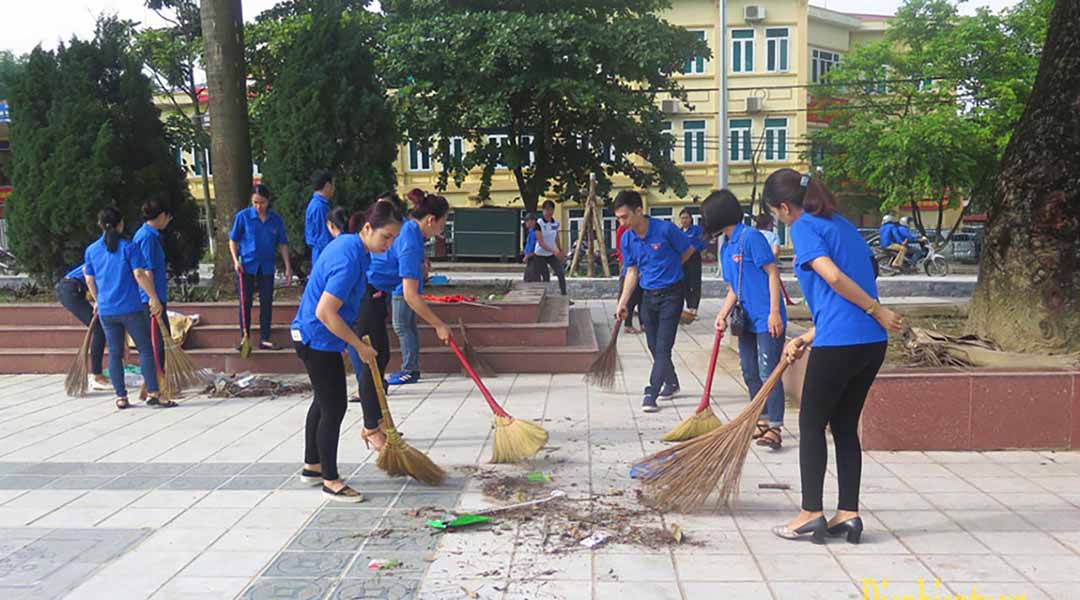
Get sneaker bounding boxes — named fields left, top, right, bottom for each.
left=387, top=371, right=420, bottom=386
left=89, top=375, right=111, bottom=391
left=658, top=384, right=680, bottom=400
left=642, top=395, right=660, bottom=413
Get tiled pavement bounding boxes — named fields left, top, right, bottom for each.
left=0, top=299, right=1077, bottom=599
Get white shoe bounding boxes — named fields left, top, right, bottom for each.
left=89, top=376, right=112, bottom=391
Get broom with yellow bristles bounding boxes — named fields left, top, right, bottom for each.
left=449, top=337, right=547, bottom=463
left=362, top=336, right=445, bottom=486
left=662, top=329, right=725, bottom=442
left=153, top=314, right=206, bottom=399
left=65, top=315, right=99, bottom=397
left=632, top=357, right=792, bottom=512
left=585, top=318, right=622, bottom=389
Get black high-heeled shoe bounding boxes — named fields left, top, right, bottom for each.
left=772, top=515, right=828, bottom=544
left=827, top=516, right=863, bottom=544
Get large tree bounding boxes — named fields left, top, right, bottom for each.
left=380, top=0, right=708, bottom=212
left=0, top=51, right=25, bottom=100
left=250, top=0, right=397, bottom=273
left=5, top=18, right=204, bottom=282
left=967, top=0, right=1080, bottom=353
left=200, top=0, right=252, bottom=285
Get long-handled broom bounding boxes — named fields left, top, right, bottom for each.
left=449, top=338, right=548, bottom=463
left=362, top=336, right=445, bottom=486
left=238, top=275, right=252, bottom=358
left=632, top=357, right=792, bottom=512
left=457, top=318, right=495, bottom=377
left=65, top=315, right=99, bottom=397
left=584, top=318, right=622, bottom=389
left=661, top=329, right=725, bottom=442
left=154, top=313, right=205, bottom=399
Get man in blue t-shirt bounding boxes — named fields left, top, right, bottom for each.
left=304, top=170, right=335, bottom=267
left=614, top=190, right=694, bottom=413
left=898, top=216, right=926, bottom=265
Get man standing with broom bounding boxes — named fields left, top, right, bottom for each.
left=614, top=190, right=694, bottom=413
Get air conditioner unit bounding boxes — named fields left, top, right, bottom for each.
left=746, top=96, right=764, bottom=113
left=745, top=5, right=766, bottom=22
left=660, top=99, right=680, bottom=114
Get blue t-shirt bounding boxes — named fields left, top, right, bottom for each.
left=721, top=223, right=786, bottom=334
left=64, top=264, right=86, bottom=281
left=291, top=234, right=370, bottom=353
left=524, top=229, right=537, bottom=255
left=133, top=223, right=168, bottom=304
left=621, top=217, right=691, bottom=290
left=680, top=224, right=709, bottom=253
left=791, top=213, right=887, bottom=347
left=230, top=207, right=288, bottom=275
left=304, top=192, right=333, bottom=265
left=83, top=236, right=149, bottom=317
left=879, top=223, right=899, bottom=247
left=368, top=219, right=425, bottom=296
left=898, top=225, right=918, bottom=243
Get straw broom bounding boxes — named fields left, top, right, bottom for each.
left=238, top=275, right=252, bottom=358
left=457, top=318, right=495, bottom=377
left=153, top=313, right=205, bottom=399
left=584, top=318, right=622, bottom=389
left=449, top=337, right=547, bottom=463
left=632, top=357, right=792, bottom=512
left=362, top=336, right=445, bottom=486
left=65, top=315, right=99, bottom=397
left=661, top=329, right=725, bottom=442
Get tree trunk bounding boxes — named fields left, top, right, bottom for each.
left=967, top=0, right=1080, bottom=353
left=200, top=0, right=251, bottom=286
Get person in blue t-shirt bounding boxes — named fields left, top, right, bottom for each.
left=229, top=184, right=293, bottom=351
left=761, top=169, right=902, bottom=545
left=56, top=263, right=110, bottom=391
left=678, top=208, right=708, bottom=321
left=614, top=190, right=694, bottom=413
left=701, top=190, right=787, bottom=451
left=291, top=200, right=402, bottom=503
left=83, top=207, right=166, bottom=409
left=367, top=191, right=453, bottom=388
left=897, top=216, right=926, bottom=265
left=132, top=198, right=172, bottom=401
left=304, top=169, right=335, bottom=267
left=879, top=215, right=908, bottom=268
left=522, top=213, right=546, bottom=283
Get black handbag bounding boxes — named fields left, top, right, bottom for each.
left=727, top=230, right=747, bottom=337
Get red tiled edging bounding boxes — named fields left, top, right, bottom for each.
left=860, top=369, right=1080, bottom=451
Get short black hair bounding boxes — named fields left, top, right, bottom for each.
left=142, top=196, right=172, bottom=220
left=311, top=169, right=334, bottom=191
left=524, top=212, right=538, bottom=221
left=541, top=200, right=555, bottom=210
left=700, top=189, right=743, bottom=238
left=252, top=183, right=272, bottom=200
left=613, top=190, right=643, bottom=211
left=679, top=208, right=692, bottom=217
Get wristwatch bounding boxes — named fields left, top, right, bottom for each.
left=864, top=301, right=879, bottom=315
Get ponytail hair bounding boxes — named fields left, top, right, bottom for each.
left=98, top=206, right=123, bottom=253
left=355, top=198, right=404, bottom=232
left=411, top=193, right=449, bottom=221
left=327, top=206, right=349, bottom=235
left=762, top=168, right=836, bottom=218
left=405, top=188, right=425, bottom=208
left=347, top=212, right=364, bottom=234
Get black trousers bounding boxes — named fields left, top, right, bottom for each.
left=799, top=341, right=887, bottom=512
left=537, top=254, right=566, bottom=295
left=352, top=284, right=389, bottom=430
left=524, top=256, right=548, bottom=283
left=147, top=302, right=170, bottom=370
left=639, top=283, right=683, bottom=395
left=296, top=341, right=348, bottom=481
left=682, top=251, right=702, bottom=310
left=238, top=271, right=275, bottom=343
left=618, top=273, right=643, bottom=328
left=56, top=278, right=106, bottom=375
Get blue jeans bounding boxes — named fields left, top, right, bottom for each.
left=100, top=310, right=159, bottom=398
left=738, top=329, right=786, bottom=426
left=392, top=295, right=420, bottom=373
left=56, top=278, right=105, bottom=375
left=639, top=284, right=683, bottom=397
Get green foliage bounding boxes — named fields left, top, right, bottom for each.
left=252, top=0, right=397, bottom=269
left=0, top=50, right=25, bottom=101
left=808, top=0, right=1050, bottom=222
left=380, top=0, right=708, bottom=211
left=5, top=17, right=205, bottom=282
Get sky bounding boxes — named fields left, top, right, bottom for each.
left=2, top=0, right=1022, bottom=56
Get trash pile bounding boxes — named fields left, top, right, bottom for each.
left=204, top=372, right=312, bottom=398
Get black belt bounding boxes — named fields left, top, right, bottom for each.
left=642, top=282, right=684, bottom=296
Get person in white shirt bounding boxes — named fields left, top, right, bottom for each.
left=534, top=200, right=568, bottom=297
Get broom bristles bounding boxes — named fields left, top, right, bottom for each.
left=491, top=415, right=549, bottom=464
left=457, top=319, right=495, bottom=377
left=633, top=360, right=790, bottom=512
left=155, top=315, right=207, bottom=399
left=65, top=316, right=97, bottom=397
left=661, top=406, right=723, bottom=442
left=585, top=319, right=621, bottom=389
left=377, top=429, right=446, bottom=486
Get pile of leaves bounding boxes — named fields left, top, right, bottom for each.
left=205, top=373, right=312, bottom=398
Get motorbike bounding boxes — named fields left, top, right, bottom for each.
left=875, top=240, right=949, bottom=277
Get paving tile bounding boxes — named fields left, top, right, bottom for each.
left=128, top=463, right=194, bottom=477
left=771, top=581, right=862, bottom=600
left=1003, top=554, right=1080, bottom=582
left=101, top=475, right=176, bottom=490
left=238, top=577, right=331, bottom=600
left=211, top=528, right=296, bottom=552
left=97, top=507, right=185, bottom=528
left=132, top=490, right=209, bottom=508
left=756, top=554, right=849, bottom=582
left=235, top=507, right=316, bottom=530
left=344, top=550, right=430, bottom=579
left=675, top=552, right=763, bottom=582
left=0, top=476, right=52, bottom=489
left=183, top=463, right=250, bottom=477
left=44, top=476, right=117, bottom=490
left=262, top=551, right=351, bottom=579
left=221, top=476, right=290, bottom=491
left=308, top=507, right=383, bottom=530
left=182, top=549, right=277, bottom=578
left=194, top=490, right=270, bottom=509
left=394, top=492, right=462, bottom=510
left=286, top=528, right=366, bottom=552
left=241, top=463, right=299, bottom=476
left=151, top=575, right=250, bottom=599
left=160, top=477, right=230, bottom=491
left=921, top=554, right=1024, bottom=582
left=971, top=530, right=1072, bottom=555
left=893, top=530, right=992, bottom=554
left=168, top=507, right=248, bottom=529
left=134, top=526, right=224, bottom=553
left=329, top=578, right=420, bottom=600
left=594, top=581, right=681, bottom=600
left=835, top=553, right=936, bottom=582
left=497, top=580, right=591, bottom=600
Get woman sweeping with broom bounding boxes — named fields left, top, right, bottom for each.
left=292, top=200, right=402, bottom=502
left=762, top=169, right=902, bottom=543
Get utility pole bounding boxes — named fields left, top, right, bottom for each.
left=716, top=0, right=729, bottom=278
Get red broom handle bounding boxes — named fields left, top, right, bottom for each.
left=693, top=329, right=723, bottom=414
left=780, top=279, right=795, bottom=306
left=448, top=338, right=509, bottom=418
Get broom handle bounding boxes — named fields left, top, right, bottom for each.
left=694, top=329, right=723, bottom=414
left=238, top=273, right=248, bottom=333
left=150, top=313, right=165, bottom=381
left=448, top=338, right=509, bottom=418
left=360, top=336, right=396, bottom=430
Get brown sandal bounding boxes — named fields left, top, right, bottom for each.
left=757, top=427, right=782, bottom=450
left=148, top=395, right=177, bottom=408
left=752, top=421, right=769, bottom=440
left=115, top=397, right=130, bottom=410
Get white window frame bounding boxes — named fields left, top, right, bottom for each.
left=449, top=136, right=465, bottom=162
left=661, top=121, right=673, bottom=162
left=568, top=208, right=617, bottom=250
left=729, top=119, right=752, bottom=163
left=766, top=28, right=789, bottom=73
left=487, top=134, right=534, bottom=169
left=763, top=117, right=788, bottom=162
left=649, top=207, right=674, bottom=222
left=811, top=48, right=842, bottom=84
left=682, top=120, right=706, bottom=164
left=684, top=30, right=708, bottom=75
left=731, top=29, right=754, bottom=74
left=408, top=140, right=432, bottom=172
